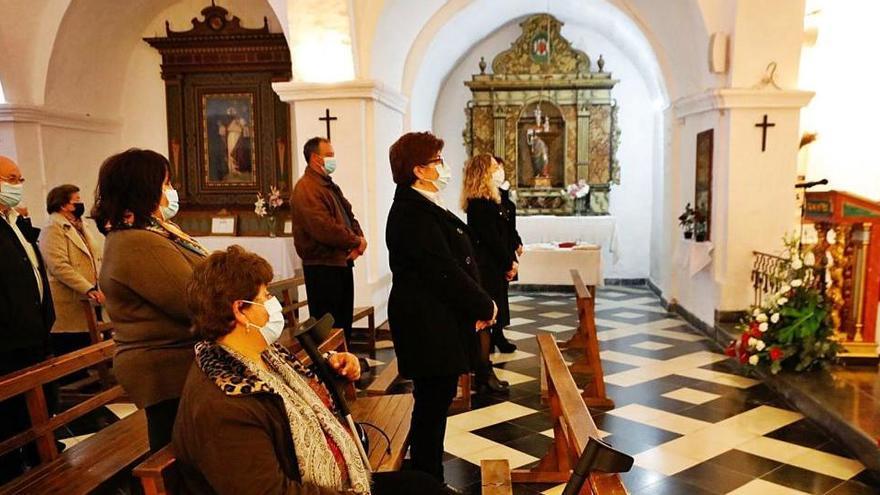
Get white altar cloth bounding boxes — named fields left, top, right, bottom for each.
left=194, top=236, right=299, bottom=280
left=516, top=216, right=619, bottom=263
left=515, top=244, right=602, bottom=286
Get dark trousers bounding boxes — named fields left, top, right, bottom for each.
left=372, top=469, right=448, bottom=494
left=410, top=375, right=459, bottom=482
left=303, top=264, right=354, bottom=341
left=145, top=398, right=180, bottom=452
left=0, top=346, right=50, bottom=483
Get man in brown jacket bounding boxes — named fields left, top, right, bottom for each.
left=292, top=137, right=366, bottom=341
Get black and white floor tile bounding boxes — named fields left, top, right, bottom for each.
left=63, top=287, right=879, bottom=495
left=429, top=288, right=879, bottom=495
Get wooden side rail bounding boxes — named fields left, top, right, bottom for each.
left=366, top=358, right=400, bottom=396
left=512, top=334, right=627, bottom=494
left=557, top=269, right=614, bottom=410
left=132, top=445, right=177, bottom=495
left=481, top=459, right=513, bottom=495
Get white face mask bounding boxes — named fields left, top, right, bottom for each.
left=0, top=182, right=23, bottom=208
left=160, top=187, right=179, bottom=220
left=491, top=167, right=505, bottom=188
left=242, top=296, right=285, bottom=345
left=426, top=162, right=452, bottom=191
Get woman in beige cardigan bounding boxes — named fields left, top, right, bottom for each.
left=93, top=148, right=208, bottom=451
left=39, top=184, right=104, bottom=354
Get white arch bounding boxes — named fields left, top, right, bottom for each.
left=43, top=0, right=289, bottom=117
left=369, top=0, right=719, bottom=129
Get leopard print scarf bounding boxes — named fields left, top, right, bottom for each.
left=196, top=342, right=371, bottom=494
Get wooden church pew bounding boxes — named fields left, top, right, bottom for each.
left=0, top=341, right=149, bottom=495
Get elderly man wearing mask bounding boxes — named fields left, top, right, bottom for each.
left=0, top=156, right=55, bottom=482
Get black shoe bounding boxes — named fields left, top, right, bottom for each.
left=494, top=338, right=517, bottom=353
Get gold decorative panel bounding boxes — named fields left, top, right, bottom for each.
left=463, top=14, right=620, bottom=215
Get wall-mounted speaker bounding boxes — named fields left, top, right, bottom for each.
left=709, top=32, right=729, bottom=74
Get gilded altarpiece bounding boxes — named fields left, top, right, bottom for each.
left=464, top=14, right=620, bottom=215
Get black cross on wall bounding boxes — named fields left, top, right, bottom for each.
left=319, top=108, right=338, bottom=140
left=755, top=114, right=776, bottom=152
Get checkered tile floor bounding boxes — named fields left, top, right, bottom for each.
left=370, top=287, right=879, bottom=495
left=68, top=287, right=879, bottom=494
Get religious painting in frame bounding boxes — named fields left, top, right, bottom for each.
left=200, top=92, right=258, bottom=187
left=695, top=129, right=714, bottom=241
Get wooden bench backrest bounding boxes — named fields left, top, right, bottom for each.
left=537, top=333, right=627, bottom=494
left=538, top=333, right=600, bottom=450
left=0, top=341, right=123, bottom=464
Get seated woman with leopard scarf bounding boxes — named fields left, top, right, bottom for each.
left=172, top=245, right=447, bottom=495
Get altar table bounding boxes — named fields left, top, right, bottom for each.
left=194, top=236, right=299, bottom=280
left=515, top=244, right=602, bottom=286
left=516, top=215, right=619, bottom=264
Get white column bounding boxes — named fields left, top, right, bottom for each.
left=273, top=80, right=407, bottom=321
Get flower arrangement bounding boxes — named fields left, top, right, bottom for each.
left=255, top=186, right=284, bottom=236
left=565, top=180, right=590, bottom=199
left=726, top=237, right=840, bottom=374
left=678, top=203, right=695, bottom=239
left=565, top=180, right=590, bottom=215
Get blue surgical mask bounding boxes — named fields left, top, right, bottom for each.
left=323, top=157, right=337, bottom=175
left=242, top=296, right=285, bottom=345
left=427, top=162, right=451, bottom=191
left=0, top=182, right=23, bottom=208
left=160, top=187, right=179, bottom=220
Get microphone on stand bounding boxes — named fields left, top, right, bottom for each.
left=795, top=178, right=828, bottom=189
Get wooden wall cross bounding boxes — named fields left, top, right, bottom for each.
left=319, top=108, right=338, bottom=140
left=755, top=114, right=776, bottom=152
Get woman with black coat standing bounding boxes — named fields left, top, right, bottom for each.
left=462, top=154, right=520, bottom=395
left=386, top=132, right=496, bottom=486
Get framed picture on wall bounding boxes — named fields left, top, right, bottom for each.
left=695, top=129, right=713, bottom=242
left=200, top=92, right=259, bottom=188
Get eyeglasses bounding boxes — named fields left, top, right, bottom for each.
left=425, top=157, right=445, bottom=166
left=0, top=175, right=24, bottom=185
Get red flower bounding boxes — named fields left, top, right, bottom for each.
left=741, top=333, right=751, bottom=345
left=739, top=352, right=749, bottom=364
left=724, top=343, right=737, bottom=357
left=749, top=322, right=760, bottom=333
left=769, top=347, right=783, bottom=361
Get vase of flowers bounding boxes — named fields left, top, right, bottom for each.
left=255, top=186, right=284, bottom=237
left=566, top=180, right=590, bottom=216
left=726, top=237, right=840, bottom=374
left=678, top=203, right=695, bottom=239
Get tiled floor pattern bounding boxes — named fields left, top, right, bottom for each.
left=59, top=287, right=879, bottom=494
left=431, top=288, right=879, bottom=495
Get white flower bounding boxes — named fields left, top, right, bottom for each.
left=756, top=340, right=766, bottom=351
left=748, top=354, right=759, bottom=365
left=756, top=313, right=768, bottom=323
left=759, top=322, right=769, bottom=332
left=804, top=252, right=816, bottom=267
left=779, top=284, right=791, bottom=294
left=771, top=313, right=780, bottom=324
left=791, top=258, right=803, bottom=270
left=748, top=337, right=758, bottom=347
left=778, top=297, right=789, bottom=306
left=791, top=279, right=803, bottom=288
left=752, top=308, right=761, bottom=317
